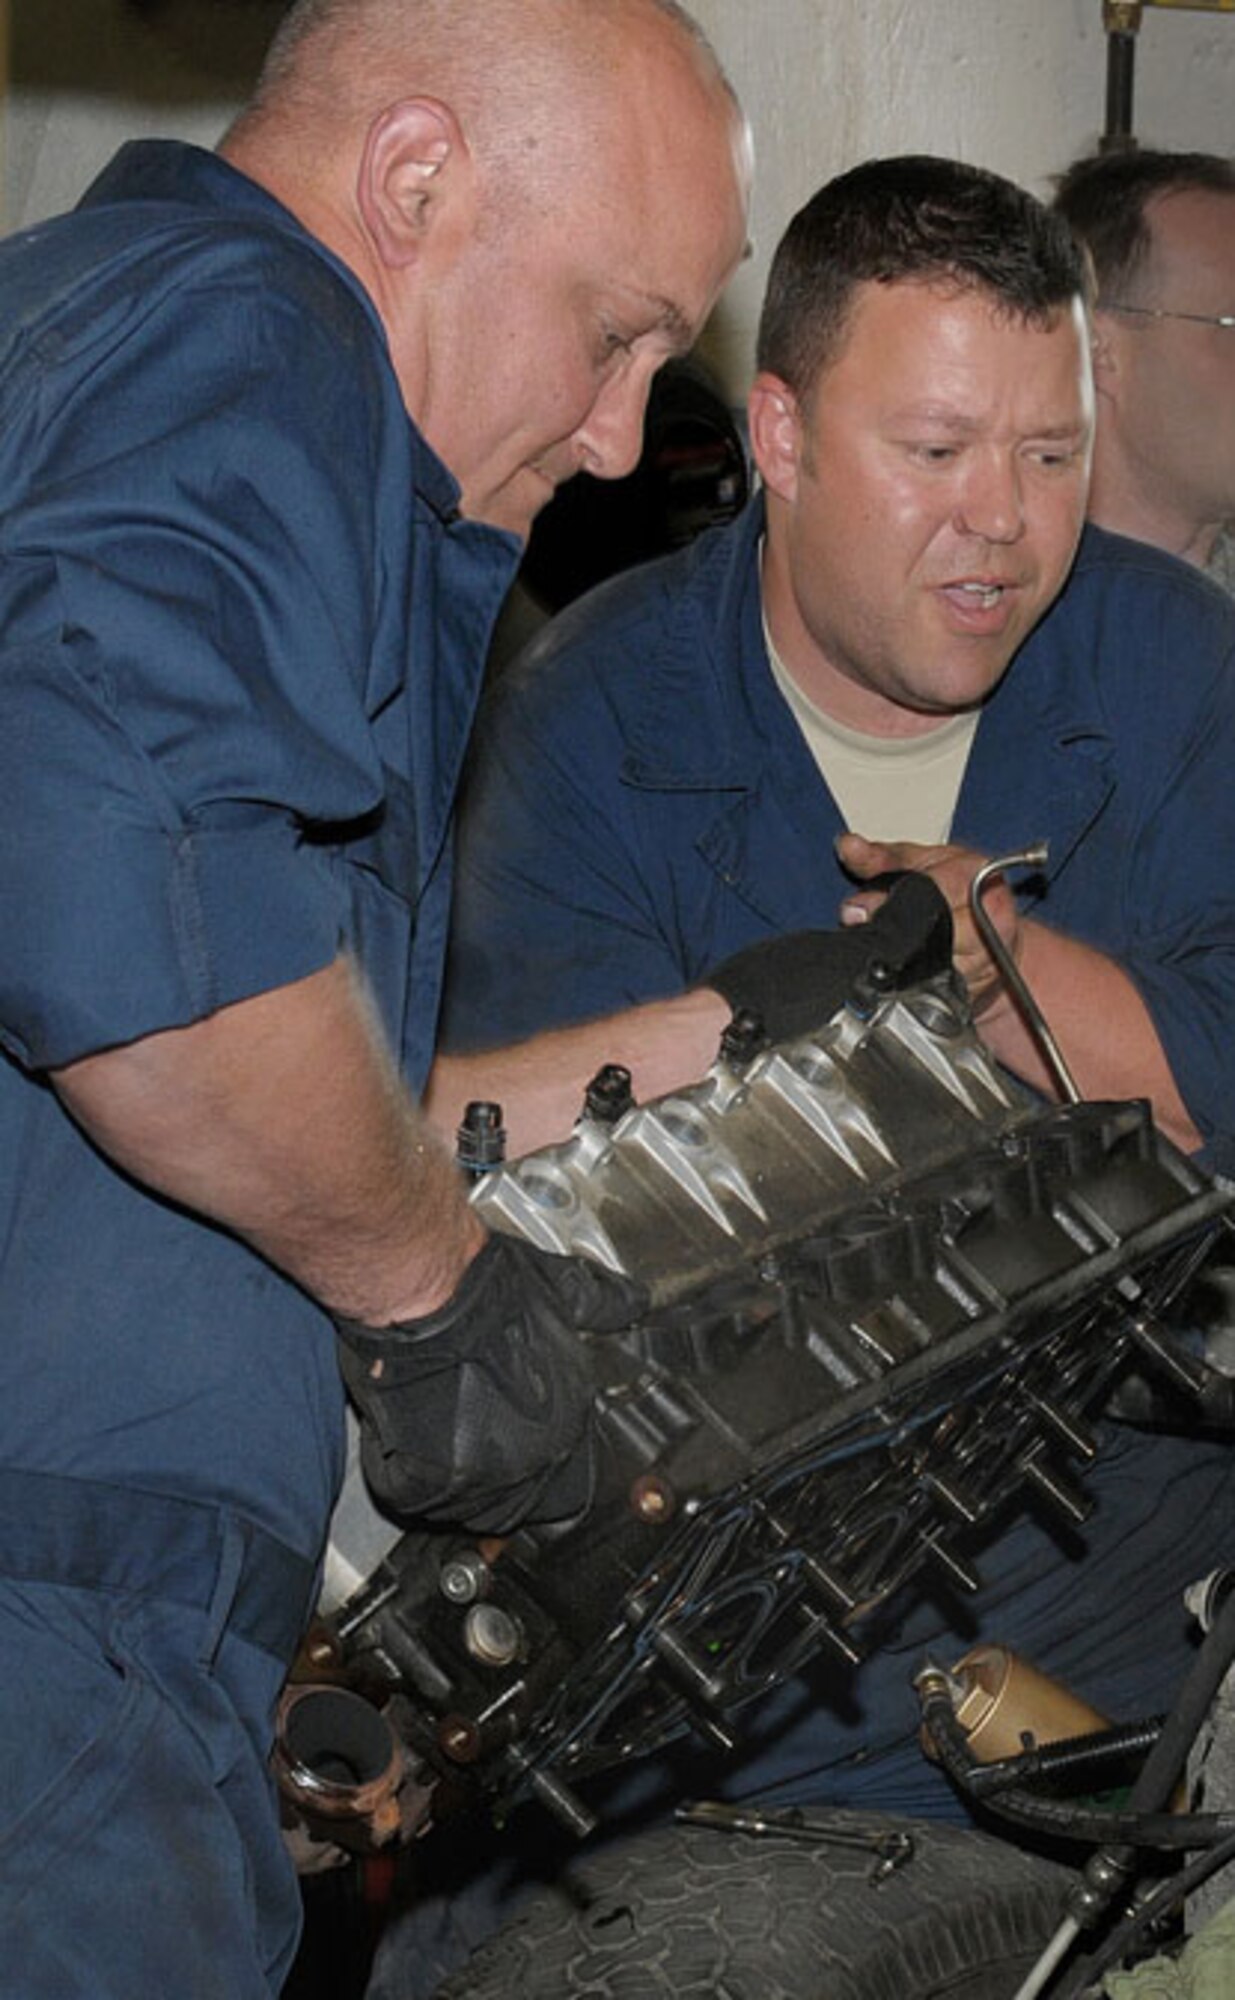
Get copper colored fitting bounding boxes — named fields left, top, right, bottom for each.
left=274, top=1682, right=412, bottom=1848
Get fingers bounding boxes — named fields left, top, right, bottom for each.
left=836, top=832, right=938, bottom=927
left=835, top=831, right=915, bottom=878
left=835, top=831, right=1018, bottom=1013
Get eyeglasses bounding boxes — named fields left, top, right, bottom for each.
left=1101, top=301, right=1235, bottom=330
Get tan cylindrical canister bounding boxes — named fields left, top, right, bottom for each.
left=929, top=1643, right=1109, bottom=1763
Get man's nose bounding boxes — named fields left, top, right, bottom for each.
left=573, top=362, right=658, bottom=483
left=955, top=451, right=1026, bottom=543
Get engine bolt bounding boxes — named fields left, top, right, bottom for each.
left=464, top=1603, right=522, bottom=1668
left=437, top=1715, right=481, bottom=1764
left=303, top=1626, right=340, bottom=1670
left=439, top=1550, right=490, bottom=1605
left=630, top=1473, right=676, bottom=1523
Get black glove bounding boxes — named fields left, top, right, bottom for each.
left=703, top=872, right=953, bottom=1045
left=335, top=1235, right=648, bottom=1535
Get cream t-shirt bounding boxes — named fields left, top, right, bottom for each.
left=765, top=624, right=979, bottom=846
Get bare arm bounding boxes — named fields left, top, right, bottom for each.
left=837, top=833, right=1202, bottom=1154
left=425, top=986, right=732, bottom=1158
left=980, top=919, right=1201, bottom=1150
left=52, top=955, right=485, bottom=1324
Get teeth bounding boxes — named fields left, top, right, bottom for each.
left=959, top=583, right=1003, bottom=608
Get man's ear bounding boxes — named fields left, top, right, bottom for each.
left=748, top=373, right=805, bottom=502
left=1090, top=310, right=1123, bottom=403
left=356, top=97, right=474, bottom=270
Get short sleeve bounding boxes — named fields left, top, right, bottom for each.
left=0, top=235, right=403, bottom=1066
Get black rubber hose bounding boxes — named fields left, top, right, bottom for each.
left=1105, top=1566, right=1235, bottom=1830
left=1058, top=1825, right=1235, bottom=1994
left=1049, top=1567, right=1235, bottom=1996
left=963, top=1718, right=1163, bottom=1800
left=919, top=1691, right=1234, bottom=1848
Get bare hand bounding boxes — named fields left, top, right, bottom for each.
left=836, top=832, right=1020, bottom=1015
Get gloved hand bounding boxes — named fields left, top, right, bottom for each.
left=334, top=1234, right=648, bottom=1535
left=702, top=872, right=953, bottom=1045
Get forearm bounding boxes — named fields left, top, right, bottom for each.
left=52, top=955, right=483, bottom=1323
left=837, top=835, right=1204, bottom=1155
left=978, top=920, right=1203, bottom=1153
left=426, top=987, right=732, bottom=1157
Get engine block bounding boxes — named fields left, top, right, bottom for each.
left=310, top=969, right=1229, bottom=1840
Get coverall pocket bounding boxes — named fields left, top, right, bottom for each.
left=0, top=1581, right=162, bottom=1900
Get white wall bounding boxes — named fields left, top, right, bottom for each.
left=5, top=0, right=1233, bottom=400
left=688, top=0, right=1235, bottom=393
left=4, top=0, right=274, bottom=229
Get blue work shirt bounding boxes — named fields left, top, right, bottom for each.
left=443, top=497, right=1235, bottom=1172
left=0, top=142, right=521, bottom=1558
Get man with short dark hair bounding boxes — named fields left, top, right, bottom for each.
left=434, top=156, right=1233, bottom=1168
left=411, top=154, right=1235, bottom=1992
left=0, top=2, right=749, bottom=1991
left=1053, top=147, right=1235, bottom=588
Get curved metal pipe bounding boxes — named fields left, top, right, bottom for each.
left=967, top=845, right=1082, bottom=1105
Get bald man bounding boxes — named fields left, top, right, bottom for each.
left=0, top=4, right=748, bottom=1993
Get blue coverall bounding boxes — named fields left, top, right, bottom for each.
left=0, top=141, right=520, bottom=1998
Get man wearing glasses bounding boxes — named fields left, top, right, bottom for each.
left=1053, top=148, right=1235, bottom=592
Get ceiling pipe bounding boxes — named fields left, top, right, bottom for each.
left=1101, top=1, right=1143, bottom=152
left=1102, top=0, right=1235, bottom=153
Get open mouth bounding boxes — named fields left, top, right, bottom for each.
left=937, top=578, right=1021, bottom=626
